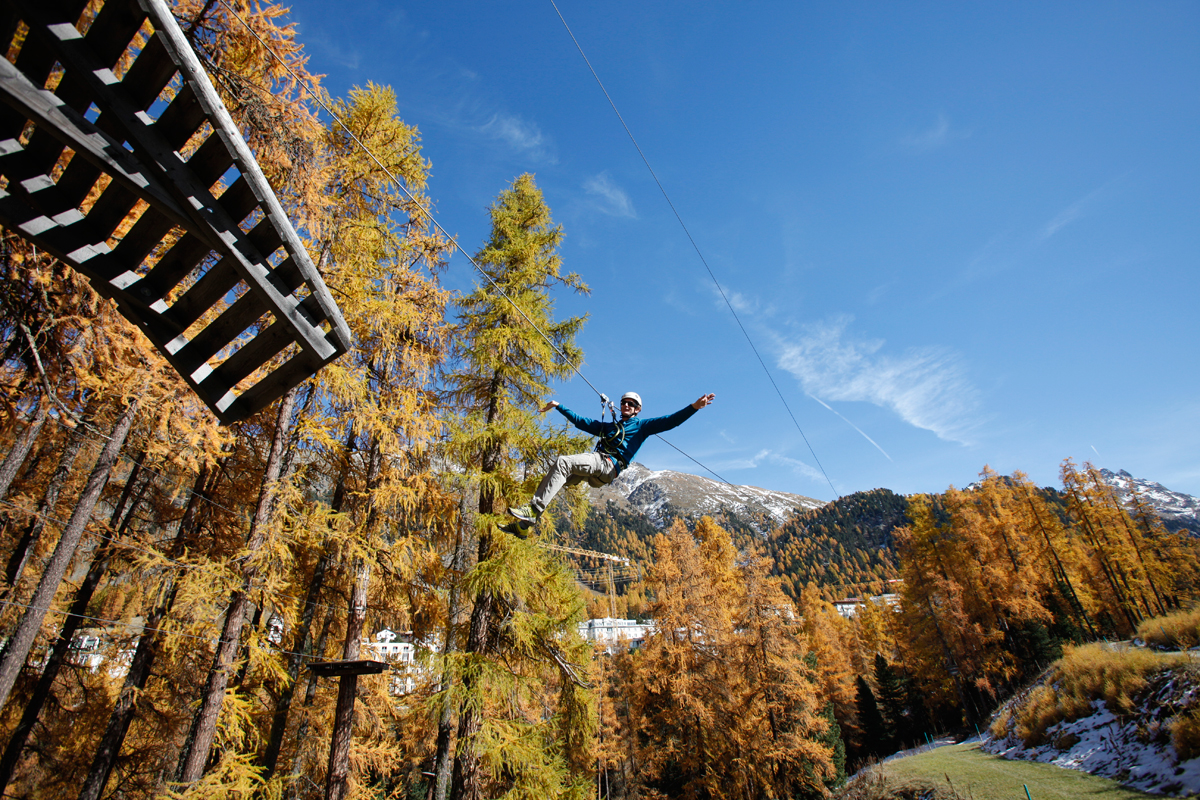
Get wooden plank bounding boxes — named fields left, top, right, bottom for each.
left=10, top=12, right=57, bottom=87
left=0, top=189, right=185, bottom=351
left=0, top=187, right=129, bottom=286
left=21, top=124, right=71, bottom=178
left=228, top=348, right=323, bottom=422
left=51, top=154, right=104, bottom=208
left=119, top=32, right=177, bottom=110
left=0, top=0, right=350, bottom=423
left=139, top=0, right=349, bottom=358
left=308, top=660, right=388, bottom=678
left=0, top=140, right=79, bottom=220
left=153, top=83, right=206, bottom=150
left=142, top=231, right=206, bottom=295
left=161, top=256, right=239, bottom=330
left=80, top=181, right=141, bottom=242
left=297, top=294, right=325, bottom=325
left=185, top=133, right=234, bottom=188
left=173, top=290, right=269, bottom=374
left=20, top=0, right=336, bottom=362
left=39, top=0, right=139, bottom=116
left=111, top=205, right=173, bottom=266
left=80, top=0, right=147, bottom=67
left=0, top=11, right=23, bottom=59
left=215, top=175, right=257, bottom=227
left=268, top=256, right=304, bottom=295
left=0, top=55, right=198, bottom=230
left=245, top=215, right=282, bottom=258
left=204, top=318, right=291, bottom=393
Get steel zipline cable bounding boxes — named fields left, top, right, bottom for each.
left=548, top=0, right=841, bottom=500
left=214, top=0, right=734, bottom=487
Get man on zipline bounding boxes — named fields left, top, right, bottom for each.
left=507, top=391, right=716, bottom=531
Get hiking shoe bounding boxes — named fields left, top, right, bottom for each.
left=500, top=520, right=531, bottom=539
left=507, top=505, right=539, bottom=525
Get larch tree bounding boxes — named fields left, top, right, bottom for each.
left=270, top=82, right=453, bottom=798
left=625, top=518, right=833, bottom=800
left=440, top=174, right=595, bottom=800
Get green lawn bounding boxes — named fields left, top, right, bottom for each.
left=879, top=741, right=1163, bottom=800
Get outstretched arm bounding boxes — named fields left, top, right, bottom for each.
left=541, top=401, right=604, bottom=435
left=641, top=393, right=717, bottom=435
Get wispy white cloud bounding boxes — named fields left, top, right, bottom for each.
left=583, top=172, right=636, bottom=218
left=1040, top=184, right=1111, bottom=240
left=704, top=283, right=776, bottom=319
left=479, top=113, right=555, bottom=163
left=730, top=448, right=828, bottom=483
left=901, top=113, right=969, bottom=152
left=773, top=316, right=980, bottom=444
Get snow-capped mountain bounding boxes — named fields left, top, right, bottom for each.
left=1098, top=468, right=1200, bottom=535
left=585, top=462, right=825, bottom=534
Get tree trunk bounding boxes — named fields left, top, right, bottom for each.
left=325, top=436, right=383, bottom=800
left=0, top=398, right=138, bottom=711
left=0, top=454, right=147, bottom=793
left=325, top=557, right=371, bottom=800
left=1068, top=486, right=1140, bottom=632
left=77, top=463, right=212, bottom=800
left=0, top=396, right=47, bottom=502
left=260, top=544, right=333, bottom=776
left=291, top=609, right=335, bottom=782
left=1025, top=493, right=1096, bottom=639
left=450, top=371, right=505, bottom=800
left=429, top=494, right=472, bottom=800
left=449, top=574, right=498, bottom=800
left=3, top=401, right=95, bottom=589
left=261, top=424, right=356, bottom=778
left=176, top=388, right=297, bottom=784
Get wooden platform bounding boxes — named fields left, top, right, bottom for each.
left=308, top=660, right=388, bottom=678
left=0, top=0, right=350, bottom=422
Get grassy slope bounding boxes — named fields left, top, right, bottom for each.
left=880, top=742, right=1159, bottom=800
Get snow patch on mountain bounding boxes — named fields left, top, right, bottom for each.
left=1099, top=469, right=1200, bottom=535
left=586, top=462, right=825, bottom=533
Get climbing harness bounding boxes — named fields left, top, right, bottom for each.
left=596, top=393, right=628, bottom=469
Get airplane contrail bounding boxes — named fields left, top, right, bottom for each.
left=809, top=395, right=893, bottom=462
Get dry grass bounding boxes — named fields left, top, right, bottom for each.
left=1137, top=605, right=1200, bottom=650
left=1170, top=708, right=1200, bottom=761
left=1009, top=643, right=1185, bottom=746
left=835, top=765, right=968, bottom=800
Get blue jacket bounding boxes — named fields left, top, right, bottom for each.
left=556, top=403, right=698, bottom=474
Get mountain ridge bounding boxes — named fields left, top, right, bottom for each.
left=1098, top=468, right=1200, bottom=535
left=583, top=461, right=825, bottom=534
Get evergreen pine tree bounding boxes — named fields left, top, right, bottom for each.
left=854, top=675, right=888, bottom=761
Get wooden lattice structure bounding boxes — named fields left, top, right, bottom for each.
left=0, top=0, right=350, bottom=423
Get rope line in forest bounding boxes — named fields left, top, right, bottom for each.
left=210, top=0, right=732, bottom=488
left=0, top=497, right=362, bottom=622
left=33, top=417, right=633, bottom=607
left=549, top=0, right=840, bottom=499
left=42, top=414, right=244, bottom=519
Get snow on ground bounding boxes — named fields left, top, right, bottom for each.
left=984, top=691, right=1200, bottom=796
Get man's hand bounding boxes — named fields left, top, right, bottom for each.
left=692, top=393, right=716, bottom=410
left=540, top=401, right=560, bottom=413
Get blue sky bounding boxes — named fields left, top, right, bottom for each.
left=279, top=1, right=1200, bottom=502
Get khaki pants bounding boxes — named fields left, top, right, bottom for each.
left=531, top=452, right=618, bottom=514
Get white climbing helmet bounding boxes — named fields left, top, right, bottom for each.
left=620, top=391, right=642, bottom=410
